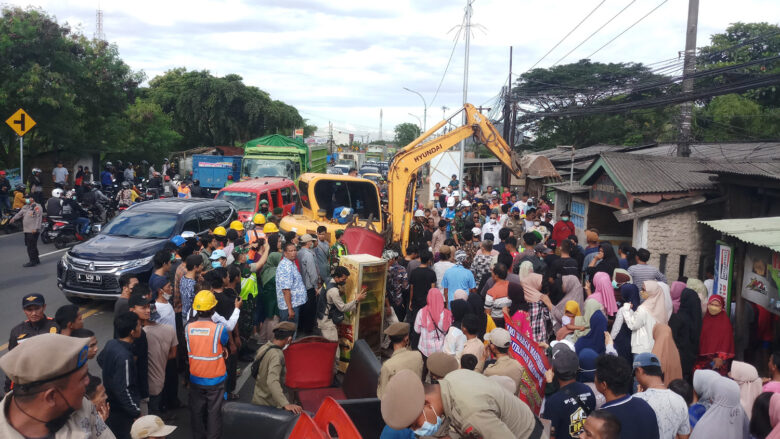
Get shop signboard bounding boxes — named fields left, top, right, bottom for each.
left=741, top=245, right=780, bottom=315
left=713, top=240, right=734, bottom=314
left=589, top=173, right=628, bottom=209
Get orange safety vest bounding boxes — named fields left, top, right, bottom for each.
left=185, top=320, right=226, bottom=385
left=178, top=186, right=191, bottom=199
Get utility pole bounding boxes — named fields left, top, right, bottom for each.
left=379, top=108, right=383, bottom=141
left=459, top=0, right=474, bottom=193
left=677, top=0, right=699, bottom=157
left=503, top=46, right=513, bottom=142
left=328, top=121, right=335, bottom=155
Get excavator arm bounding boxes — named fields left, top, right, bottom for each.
left=387, top=103, right=523, bottom=252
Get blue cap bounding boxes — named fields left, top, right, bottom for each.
left=632, top=352, right=661, bottom=370
left=209, top=249, right=227, bottom=260
left=171, top=235, right=186, bottom=247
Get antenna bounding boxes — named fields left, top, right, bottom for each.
left=94, top=3, right=105, bottom=41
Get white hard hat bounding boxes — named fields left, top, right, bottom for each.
left=414, top=209, right=425, bottom=218
left=447, top=198, right=455, bottom=207
left=460, top=200, right=471, bottom=207
left=472, top=227, right=482, bottom=236
left=52, top=188, right=64, bottom=198
left=452, top=190, right=460, bottom=197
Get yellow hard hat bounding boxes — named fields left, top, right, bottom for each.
left=253, top=213, right=266, bottom=225
left=192, top=290, right=217, bottom=311
left=213, top=226, right=227, bottom=237
left=230, top=220, right=244, bottom=231
left=263, top=223, right=279, bottom=234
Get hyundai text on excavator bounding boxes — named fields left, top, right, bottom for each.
left=280, top=103, right=522, bottom=252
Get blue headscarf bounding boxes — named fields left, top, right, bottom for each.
left=620, top=283, right=641, bottom=309
left=577, top=348, right=599, bottom=383
left=574, top=310, right=607, bottom=354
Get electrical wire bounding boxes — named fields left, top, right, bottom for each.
left=551, top=0, right=638, bottom=66
left=430, top=12, right=467, bottom=107
left=584, top=0, right=670, bottom=60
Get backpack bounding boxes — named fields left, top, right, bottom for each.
left=316, top=283, right=345, bottom=325
left=250, top=344, right=282, bottom=379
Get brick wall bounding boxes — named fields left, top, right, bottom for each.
left=645, top=207, right=718, bottom=281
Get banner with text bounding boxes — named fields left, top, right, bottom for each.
left=713, top=240, right=734, bottom=315
left=741, top=245, right=780, bottom=316
left=505, top=313, right=549, bottom=415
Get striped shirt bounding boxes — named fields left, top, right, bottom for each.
left=627, top=263, right=667, bottom=288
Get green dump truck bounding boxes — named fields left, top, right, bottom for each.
left=242, top=134, right=327, bottom=180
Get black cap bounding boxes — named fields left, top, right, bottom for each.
left=22, top=294, right=45, bottom=308
left=128, top=294, right=152, bottom=308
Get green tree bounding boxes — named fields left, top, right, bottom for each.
left=394, top=122, right=420, bottom=147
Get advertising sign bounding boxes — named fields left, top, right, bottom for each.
left=741, top=245, right=780, bottom=315
left=196, top=161, right=233, bottom=168
left=713, top=240, right=734, bottom=313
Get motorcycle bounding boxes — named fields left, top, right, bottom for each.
left=0, top=209, right=21, bottom=234
left=51, top=217, right=101, bottom=249
left=41, top=215, right=55, bottom=243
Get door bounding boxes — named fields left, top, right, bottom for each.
left=280, top=185, right=294, bottom=216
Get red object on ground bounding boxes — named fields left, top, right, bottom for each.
left=312, top=397, right=362, bottom=439
left=283, top=336, right=338, bottom=389
left=341, top=226, right=384, bottom=258
left=288, top=412, right=328, bottom=439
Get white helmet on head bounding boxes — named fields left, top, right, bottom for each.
left=460, top=200, right=471, bottom=208
left=52, top=188, right=64, bottom=198
left=414, top=209, right=425, bottom=218
left=65, top=190, right=75, bottom=198
left=452, top=190, right=460, bottom=197
left=447, top=198, right=455, bottom=207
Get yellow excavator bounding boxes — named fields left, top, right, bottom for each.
left=280, top=104, right=522, bottom=252
left=388, top=103, right=523, bottom=252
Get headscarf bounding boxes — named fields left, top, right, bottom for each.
left=768, top=393, right=780, bottom=439
left=690, top=373, right=750, bottom=439
left=574, top=299, right=604, bottom=339
left=577, top=348, right=599, bottom=383
left=651, top=323, right=683, bottom=385
left=520, top=273, right=543, bottom=303
left=699, top=295, right=735, bottom=357
left=764, top=381, right=780, bottom=393
left=620, top=283, right=641, bottom=310
left=450, top=299, right=470, bottom=329
left=614, top=284, right=640, bottom=364
left=729, top=361, right=763, bottom=420
left=590, top=272, right=618, bottom=316
left=658, top=282, right=673, bottom=321
left=420, top=288, right=452, bottom=332
left=565, top=301, right=581, bottom=316
left=507, top=282, right=528, bottom=317
left=687, top=278, right=710, bottom=315
left=550, top=276, right=585, bottom=330
left=260, top=252, right=282, bottom=286
left=669, top=288, right=702, bottom=380
left=670, top=281, right=686, bottom=313
left=641, top=281, right=669, bottom=325
left=574, top=309, right=607, bottom=354
left=518, top=260, right=534, bottom=279
left=453, top=289, right=469, bottom=301
left=693, top=369, right=723, bottom=409
left=466, top=292, right=487, bottom=339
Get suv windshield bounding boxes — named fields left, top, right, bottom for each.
left=242, top=158, right=296, bottom=180
left=102, top=212, right=178, bottom=239
left=216, top=191, right=257, bottom=211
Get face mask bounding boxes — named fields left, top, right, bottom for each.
left=707, top=303, right=722, bottom=316
left=24, top=198, right=31, bottom=204
left=162, top=293, right=172, bottom=301
left=562, top=216, right=570, bottom=221
left=534, top=221, right=541, bottom=226
left=640, top=290, right=649, bottom=300
left=611, top=280, right=619, bottom=289
left=211, top=261, right=221, bottom=269
left=413, top=406, right=443, bottom=437
left=336, top=280, right=346, bottom=286
left=490, top=219, right=497, bottom=224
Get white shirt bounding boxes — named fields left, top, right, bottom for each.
left=153, top=301, right=176, bottom=328
left=620, top=305, right=657, bottom=354
left=704, top=278, right=714, bottom=296
left=481, top=220, right=501, bottom=241
left=443, top=326, right=466, bottom=359
left=433, top=261, right=455, bottom=289
left=634, top=388, right=691, bottom=439
left=513, top=200, right=528, bottom=214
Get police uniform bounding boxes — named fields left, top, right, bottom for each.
left=377, top=322, right=423, bottom=399
left=505, top=216, right=525, bottom=239
left=0, top=333, right=115, bottom=439
left=5, top=294, right=59, bottom=392
left=251, top=321, right=296, bottom=408
left=483, top=328, right=524, bottom=392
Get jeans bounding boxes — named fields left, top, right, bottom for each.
left=279, top=305, right=301, bottom=337
left=0, top=195, right=9, bottom=214
left=74, top=217, right=90, bottom=235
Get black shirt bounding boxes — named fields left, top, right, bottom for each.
left=547, top=256, right=580, bottom=281
left=409, top=266, right=437, bottom=310
left=214, top=288, right=238, bottom=321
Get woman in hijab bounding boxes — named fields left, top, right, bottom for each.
left=547, top=275, right=585, bottom=333
left=589, top=271, right=618, bottom=317
left=414, top=288, right=453, bottom=358
left=443, top=299, right=470, bottom=359
left=670, top=281, right=686, bottom=314
left=617, top=280, right=661, bottom=355
left=642, top=280, right=670, bottom=324
left=669, top=288, right=702, bottom=382
left=504, top=282, right=532, bottom=340
left=574, top=306, right=607, bottom=354
left=696, top=295, right=735, bottom=376
left=572, top=299, right=604, bottom=341
left=766, top=393, right=780, bottom=439
left=518, top=260, right=534, bottom=280
left=577, top=348, right=606, bottom=409
left=686, top=278, right=710, bottom=315
left=750, top=392, right=774, bottom=439
left=466, top=292, right=491, bottom=341
left=730, top=361, right=763, bottom=420
left=519, top=273, right=552, bottom=343
left=652, top=323, right=683, bottom=385
left=611, top=283, right=640, bottom=365
left=586, top=242, right=620, bottom=281
left=659, top=282, right=674, bottom=323
left=690, top=373, right=750, bottom=439
left=258, top=243, right=282, bottom=339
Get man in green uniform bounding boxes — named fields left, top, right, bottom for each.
left=483, top=328, right=524, bottom=392
left=381, top=369, right=541, bottom=438
left=251, top=322, right=302, bottom=414
left=329, top=229, right=348, bottom=274
left=377, top=322, right=423, bottom=399
left=505, top=207, right=525, bottom=240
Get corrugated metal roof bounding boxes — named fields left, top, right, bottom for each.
left=596, top=153, right=718, bottom=194
left=631, top=142, right=780, bottom=161
left=702, top=161, right=780, bottom=181
left=699, top=217, right=780, bottom=252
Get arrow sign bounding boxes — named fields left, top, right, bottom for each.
left=5, top=108, right=36, bottom=137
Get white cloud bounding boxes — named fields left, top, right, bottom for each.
left=7, top=0, right=780, bottom=140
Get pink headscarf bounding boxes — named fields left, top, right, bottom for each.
left=764, top=381, right=780, bottom=393
left=641, top=281, right=670, bottom=325
left=670, top=281, right=686, bottom=314
left=520, top=273, right=544, bottom=303
left=590, top=272, right=618, bottom=316
left=768, top=393, right=780, bottom=439
left=420, top=288, right=452, bottom=332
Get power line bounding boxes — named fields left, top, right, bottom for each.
left=430, top=13, right=467, bottom=107
left=525, top=0, right=607, bottom=71
left=551, top=0, right=637, bottom=66
left=584, top=0, right=670, bottom=60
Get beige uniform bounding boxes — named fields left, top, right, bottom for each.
left=251, top=342, right=290, bottom=408
left=504, top=217, right=525, bottom=238
left=377, top=347, right=424, bottom=399
left=483, top=355, right=524, bottom=392
left=0, top=394, right=116, bottom=439
left=317, top=286, right=358, bottom=341
left=440, top=369, right=537, bottom=439
left=461, top=337, right=487, bottom=373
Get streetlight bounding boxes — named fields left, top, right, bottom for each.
left=403, top=87, right=427, bottom=133
left=408, top=113, right=422, bottom=131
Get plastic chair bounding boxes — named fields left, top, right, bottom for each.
left=288, top=412, right=328, bottom=439
left=312, top=397, right=362, bottom=439
left=283, top=336, right=338, bottom=389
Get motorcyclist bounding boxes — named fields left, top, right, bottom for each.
left=81, top=182, right=109, bottom=221
left=114, top=160, right=125, bottom=185
left=190, top=179, right=205, bottom=198
left=28, top=168, right=44, bottom=204
left=148, top=171, right=162, bottom=189
left=162, top=175, right=176, bottom=197
left=46, top=188, right=64, bottom=218
left=177, top=180, right=192, bottom=199
left=12, top=185, right=26, bottom=209
left=0, top=170, right=11, bottom=214
left=61, top=190, right=90, bottom=236
left=116, top=181, right=135, bottom=207
left=100, top=162, right=114, bottom=191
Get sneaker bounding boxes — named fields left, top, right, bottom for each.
left=23, top=262, right=35, bottom=267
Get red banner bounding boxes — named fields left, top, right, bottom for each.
left=505, top=313, right=550, bottom=414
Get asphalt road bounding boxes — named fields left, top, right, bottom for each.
left=0, top=231, right=259, bottom=438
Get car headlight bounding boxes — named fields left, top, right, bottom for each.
left=123, top=255, right=155, bottom=269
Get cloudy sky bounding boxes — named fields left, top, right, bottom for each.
left=7, top=0, right=780, bottom=140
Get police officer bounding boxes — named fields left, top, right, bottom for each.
left=0, top=334, right=114, bottom=438
left=10, top=194, right=43, bottom=267
left=186, top=291, right=228, bottom=439
left=381, top=369, right=541, bottom=438
left=426, top=352, right=459, bottom=382
left=251, top=322, right=302, bottom=414
left=8, top=294, right=59, bottom=352
left=483, top=328, right=524, bottom=391
left=376, top=322, right=423, bottom=399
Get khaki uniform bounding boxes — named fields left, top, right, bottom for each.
left=461, top=338, right=487, bottom=373
left=439, top=369, right=537, bottom=439
left=317, top=285, right=358, bottom=342
left=0, top=394, right=115, bottom=439
left=251, top=342, right=290, bottom=408
left=377, top=347, right=424, bottom=399
left=504, top=217, right=525, bottom=239
left=483, top=355, right=524, bottom=392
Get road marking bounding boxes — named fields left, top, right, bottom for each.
left=0, top=232, right=22, bottom=240
left=39, top=248, right=68, bottom=258
left=0, top=303, right=106, bottom=354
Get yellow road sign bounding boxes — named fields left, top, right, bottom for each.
left=5, top=108, right=36, bottom=136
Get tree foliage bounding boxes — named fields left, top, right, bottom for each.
left=394, top=122, right=421, bottom=147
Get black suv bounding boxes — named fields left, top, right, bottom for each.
left=57, top=198, right=237, bottom=302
